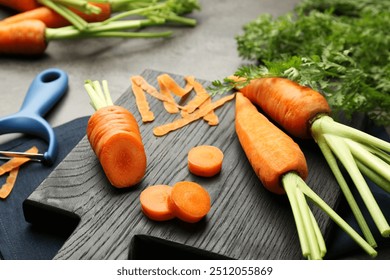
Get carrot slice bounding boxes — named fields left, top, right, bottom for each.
left=153, top=93, right=235, bottom=136
left=157, top=74, right=193, bottom=98
left=130, top=77, right=155, bottom=122
left=0, top=146, right=38, bottom=176
left=188, top=145, right=224, bottom=177
left=181, top=76, right=211, bottom=114
left=0, top=168, right=19, bottom=199
left=169, top=181, right=211, bottom=223
left=140, top=185, right=175, bottom=221
left=98, top=131, right=147, bottom=188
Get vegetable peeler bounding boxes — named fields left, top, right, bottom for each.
left=0, top=68, right=68, bottom=166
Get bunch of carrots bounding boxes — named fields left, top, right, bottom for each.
left=0, top=0, right=201, bottom=55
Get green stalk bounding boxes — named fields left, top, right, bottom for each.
left=315, top=116, right=390, bottom=152
left=284, top=174, right=311, bottom=258
left=323, top=134, right=390, bottom=237
left=345, top=139, right=390, bottom=182
left=312, top=127, right=377, bottom=247
left=53, top=0, right=102, bottom=14
left=356, top=160, right=390, bottom=193
left=39, top=0, right=88, bottom=30
left=84, top=80, right=115, bottom=110
left=295, top=185, right=322, bottom=260
left=297, top=176, right=378, bottom=258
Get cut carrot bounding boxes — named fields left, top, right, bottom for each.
left=153, top=93, right=235, bottom=136
left=188, top=145, right=224, bottom=177
left=235, top=92, right=308, bottom=194
left=0, top=146, right=38, bottom=176
left=181, top=76, right=211, bottom=115
left=85, top=81, right=147, bottom=188
left=0, top=168, right=19, bottom=199
left=130, top=77, right=155, bottom=123
left=140, top=184, right=175, bottom=221
left=157, top=73, right=193, bottom=98
left=169, top=181, right=211, bottom=223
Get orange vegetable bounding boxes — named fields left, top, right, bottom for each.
left=0, top=0, right=40, bottom=12
left=153, top=93, right=235, bottom=136
left=169, top=181, right=211, bottom=223
left=0, top=168, right=19, bottom=199
left=238, top=77, right=331, bottom=139
left=85, top=81, right=147, bottom=188
left=235, top=92, right=308, bottom=194
left=140, top=185, right=175, bottom=221
left=1, top=3, right=111, bottom=28
left=0, top=19, right=47, bottom=55
left=188, top=145, right=224, bottom=177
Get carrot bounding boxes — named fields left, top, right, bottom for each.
left=85, top=80, right=147, bottom=188
left=169, top=181, right=211, bottom=223
left=0, top=19, right=48, bottom=55
left=237, top=77, right=390, bottom=240
left=235, top=92, right=377, bottom=259
left=188, top=145, right=224, bottom=177
left=0, top=0, right=40, bottom=12
left=1, top=3, right=111, bottom=28
left=238, top=77, right=331, bottom=139
left=153, top=93, right=235, bottom=136
left=235, top=92, right=308, bottom=194
left=140, top=185, right=175, bottom=221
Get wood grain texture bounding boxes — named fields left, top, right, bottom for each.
left=23, top=70, right=364, bottom=260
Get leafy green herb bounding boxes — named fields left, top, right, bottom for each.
left=212, top=0, right=390, bottom=126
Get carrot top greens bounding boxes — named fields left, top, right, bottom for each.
left=211, top=0, right=390, bottom=126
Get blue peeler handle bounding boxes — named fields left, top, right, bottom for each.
left=0, top=68, right=68, bottom=165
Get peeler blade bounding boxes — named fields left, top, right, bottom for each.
left=0, top=150, right=45, bottom=162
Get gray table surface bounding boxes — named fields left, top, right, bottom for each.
left=0, top=0, right=389, bottom=260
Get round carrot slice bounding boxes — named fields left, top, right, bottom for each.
left=188, top=145, right=224, bottom=177
left=169, top=181, right=211, bottom=223
left=140, top=185, right=175, bottom=221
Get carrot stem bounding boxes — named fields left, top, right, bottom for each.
left=356, top=160, right=390, bottom=193
left=313, top=132, right=377, bottom=247
left=322, top=134, right=390, bottom=237
left=293, top=174, right=378, bottom=258
left=39, top=0, right=89, bottom=30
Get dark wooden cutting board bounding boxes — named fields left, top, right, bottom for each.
left=23, top=69, right=365, bottom=260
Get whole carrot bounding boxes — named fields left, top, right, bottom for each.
left=236, top=76, right=390, bottom=241
left=235, top=91, right=376, bottom=259
left=1, top=3, right=111, bottom=28
left=0, top=0, right=40, bottom=12
left=0, top=18, right=173, bottom=56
